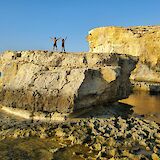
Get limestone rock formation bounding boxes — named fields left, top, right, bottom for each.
left=87, top=26, right=160, bottom=91
left=0, top=51, right=136, bottom=114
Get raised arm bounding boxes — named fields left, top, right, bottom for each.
left=57, top=37, right=61, bottom=41
left=65, top=36, right=67, bottom=41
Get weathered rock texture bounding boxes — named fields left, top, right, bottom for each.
left=0, top=51, right=136, bottom=114
left=87, top=26, right=160, bottom=91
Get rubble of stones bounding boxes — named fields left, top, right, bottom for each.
left=0, top=116, right=159, bottom=159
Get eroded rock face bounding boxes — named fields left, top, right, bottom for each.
left=0, top=51, right=136, bottom=113
left=87, top=26, right=160, bottom=91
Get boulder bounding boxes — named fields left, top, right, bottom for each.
left=0, top=51, right=137, bottom=114
left=87, top=26, right=160, bottom=91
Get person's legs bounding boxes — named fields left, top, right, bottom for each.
left=53, top=44, right=57, bottom=51
left=62, top=46, right=65, bottom=52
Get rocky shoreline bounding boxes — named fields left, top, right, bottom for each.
left=0, top=106, right=160, bottom=159
left=131, top=80, right=160, bottom=93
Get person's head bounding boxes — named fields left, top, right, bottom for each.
left=54, top=37, right=56, bottom=40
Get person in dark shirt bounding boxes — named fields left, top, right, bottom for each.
left=61, top=37, right=67, bottom=53
left=50, top=37, right=60, bottom=51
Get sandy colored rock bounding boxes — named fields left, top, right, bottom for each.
left=152, top=153, right=159, bottom=160
left=0, top=51, right=136, bottom=114
left=87, top=26, right=160, bottom=65
left=87, top=26, right=160, bottom=91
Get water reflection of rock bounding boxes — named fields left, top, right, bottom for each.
left=121, top=91, right=160, bottom=123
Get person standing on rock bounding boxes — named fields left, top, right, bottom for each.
left=50, top=37, right=61, bottom=51
left=61, top=37, right=67, bottom=53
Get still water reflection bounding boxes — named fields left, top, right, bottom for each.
left=121, top=91, right=160, bottom=122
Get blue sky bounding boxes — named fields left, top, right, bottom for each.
left=0, top=0, right=160, bottom=52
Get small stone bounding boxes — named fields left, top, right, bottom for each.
left=132, top=132, right=138, bottom=141
left=50, top=148, right=59, bottom=153
left=39, top=133, right=48, bottom=139
left=93, top=143, right=101, bottom=151
left=108, top=149, right=116, bottom=157
left=104, top=133, right=110, bottom=137
left=151, top=153, right=159, bottom=160
left=153, top=146, right=158, bottom=153
left=96, top=135, right=105, bottom=144
left=108, top=137, right=116, bottom=147
left=155, top=139, right=160, bottom=145
left=98, top=126, right=105, bottom=133
left=12, top=133, right=18, bottom=138
left=122, top=150, right=135, bottom=159
left=155, top=133, right=160, bottom=139
left=55, top=128, right=65, bottom=137
left=24, top=132, right=30, bottom=137
left=146, top=146, right=150, bottom=151
left=67, top=135, right=76, bottom=144
left=139, top=140, right=147, bottom=147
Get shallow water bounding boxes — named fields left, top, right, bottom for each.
left=121, top=91, right=160, bottom=122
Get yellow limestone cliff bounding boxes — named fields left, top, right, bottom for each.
left=87, top=26, right=160, bottom=91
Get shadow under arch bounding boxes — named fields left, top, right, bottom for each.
left=69, top=102, right=134, bottom=119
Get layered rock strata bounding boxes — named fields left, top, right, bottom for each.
left=87, top=26, right=160, bottom=92
left=0, top=50, right=136, bottom=114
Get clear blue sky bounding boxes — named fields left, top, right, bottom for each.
left=0, top=0, right=160, bottom=52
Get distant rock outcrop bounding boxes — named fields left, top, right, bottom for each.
left=0, top=51, right=136, bottom=114
left=87, top=26, right=160, bottom=92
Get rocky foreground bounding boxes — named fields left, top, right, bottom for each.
left=87, top=26, right=160, bottom=92
left=0, top=108, right=159, bottom=159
